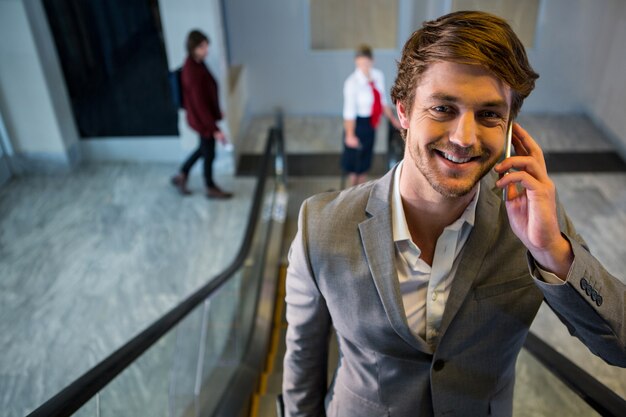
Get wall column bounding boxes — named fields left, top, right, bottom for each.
left=0, top=0, right=80, bottom=176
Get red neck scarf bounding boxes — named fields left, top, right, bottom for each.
left=369, top=80, right=382, bottom=128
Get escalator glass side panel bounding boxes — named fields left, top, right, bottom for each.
left=82, top=177, right=278, bottom=417
left=514, top=348, right=601, bottom=416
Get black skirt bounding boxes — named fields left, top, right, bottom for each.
left=341, top=117, right=375, bottom=174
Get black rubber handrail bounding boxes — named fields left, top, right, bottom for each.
left=524, top=332, right=626, bottom=416
left=387, top=119, right=404, bottom=170
left=27, top=124, right=284, bottom=417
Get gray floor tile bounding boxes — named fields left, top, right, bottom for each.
left=0, top=161, right=254, bottom=417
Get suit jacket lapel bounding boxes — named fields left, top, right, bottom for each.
left=359, top=167, right=432, bottom=353
left=438, top=176, right=502, bottom=338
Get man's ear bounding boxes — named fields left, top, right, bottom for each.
left=396, top=101, right=410, bottom=129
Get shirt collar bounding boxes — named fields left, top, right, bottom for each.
left=355, top=68, right=371, bottom=83
left=391, top=160, right=480, bottom=243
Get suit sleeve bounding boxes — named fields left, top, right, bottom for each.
left=530, top=203, right=626, bottom=366
left=283, top=200, right=332, bottom=417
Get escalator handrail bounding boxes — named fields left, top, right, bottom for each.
left=27, top=123, right=285, bottom=417
left=524, top=331, right=626, bottom=416
left=386, top=119, right=404, bottom=170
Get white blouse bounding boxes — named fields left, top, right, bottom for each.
left=391, top=161, right=479, bottom=351
left=342, top=67, right=388, bottom=120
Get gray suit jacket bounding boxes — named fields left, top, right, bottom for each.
left=283, top=166, right=625, bottom=417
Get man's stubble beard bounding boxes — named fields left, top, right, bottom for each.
left=407, top=134, right=501, bottom=198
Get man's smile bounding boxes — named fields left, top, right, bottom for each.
left=433, top=149, right=482, bottom=165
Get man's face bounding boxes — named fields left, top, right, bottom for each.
left=396, top=61, right=512, bottom=198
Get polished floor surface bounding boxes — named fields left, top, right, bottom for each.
left=0, top=157, right=254, bottom=416
left=1, top=114, right=624, bottom=416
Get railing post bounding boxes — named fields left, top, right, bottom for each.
left=272, top=108, right=287, bottom=186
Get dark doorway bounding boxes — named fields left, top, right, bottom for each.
left=43, top=0, right=178, bottom=137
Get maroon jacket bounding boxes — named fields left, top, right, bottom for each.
left=181, top=56, right=222, bottom=137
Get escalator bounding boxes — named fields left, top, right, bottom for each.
left=27, top=117, right=625, bottom=417
left=27, top=117, right=288, bottom=417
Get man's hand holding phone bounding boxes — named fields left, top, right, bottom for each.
left=494, top=123, right=574, bottom=279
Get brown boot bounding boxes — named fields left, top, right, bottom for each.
left=171, top=173, right=192, bottom=195
left=206, top=185, right=233, bottom=199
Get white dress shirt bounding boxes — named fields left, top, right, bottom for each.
left=391, top=161, right=479, bottom=352
left=342, top=67, right=388, bottom=120
left=391, top=162, right=566, bottom=352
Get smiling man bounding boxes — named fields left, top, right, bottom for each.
left=283, top=11, right=626, bottom=417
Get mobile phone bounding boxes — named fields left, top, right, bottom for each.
left=502, top=121, right=513, bottom=202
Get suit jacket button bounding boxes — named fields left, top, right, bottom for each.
left=585, top=285, right=592, bottom=297
left=433, top=359, right=445, bottom=371
left=591, top=289, right=598, bottom=302
left=580, top=278, right=589, bottom=291
left=596, top=295, right=603, bottom=307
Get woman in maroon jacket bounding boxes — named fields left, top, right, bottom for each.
left=171, top=30, right=232, bottom=199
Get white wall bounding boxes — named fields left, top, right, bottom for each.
left=0, top=0, right=64, bottom=155
left=158, top=0, right=231, bottom=150
left=224, top=0, right=419, bottom=116
left=0, top=138, right=10, bottom=187
left=582, top=0, right=626, bottom=156
left=1, top=0, right=623, bottom=167
left=0, top=109, right=12, bottom=185
left=516, top=0, right=626, bottom=155
left=224, top=0, right=626, bottom=151
left=159, top=0, right=228, bottom=83
left=0, top=0, right=80, bottom=173
left=521, top=0, right=590, bottom=113
left=23, top=0, right=80, bottom=156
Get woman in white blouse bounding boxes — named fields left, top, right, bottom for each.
left=342, top=44, right=401, bottom=186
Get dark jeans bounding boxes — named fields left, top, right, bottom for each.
left=180, top=136, right=216, bottom=188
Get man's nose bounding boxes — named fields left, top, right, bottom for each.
left=450, top=113, right=477, bottom=148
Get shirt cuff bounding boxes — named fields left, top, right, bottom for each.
left=533, top=261, right=567, bottom=285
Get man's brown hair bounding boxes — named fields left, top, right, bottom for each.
left=391, top=11, right=539, bottom=127
left=186, top=29, right=210, bottom=56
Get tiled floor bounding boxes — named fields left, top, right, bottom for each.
left=0, top=160, right=254, bottom=416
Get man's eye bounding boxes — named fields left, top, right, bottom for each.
left=480, top=111, right=501, bottom=119
left=433, top=106, right=450, bottom=113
